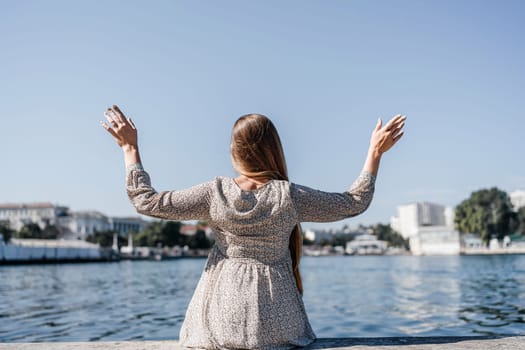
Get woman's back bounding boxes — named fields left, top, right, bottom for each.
left=126, top=165, right=375, bottom=349
left=103, top=105, right=405, bottom=349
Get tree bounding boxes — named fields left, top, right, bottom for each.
left=302, top=234, right=314, bottom=246
left=0, top=223, right=14, bottom=243
left=455, top=187, right=515, bottom=243
left=18, top=223, right=42, bottom=239
left=86, top=230, right=124, bottom=248
left=42, top=224, right=60, bottom=239
left=161, top=221, right=187, bottom=247
left=517, top=207, right=525, bottom=235
left=134, top=221, right=164, bottom=247
left=370, top=224, right=409, bottom=249
left=188, top=230, right=212, bottom=249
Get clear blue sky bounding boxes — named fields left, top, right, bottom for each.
left=1, top=1, right=524, bottom=230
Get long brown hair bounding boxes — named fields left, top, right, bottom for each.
left=230, top=114, right=304, bottom=295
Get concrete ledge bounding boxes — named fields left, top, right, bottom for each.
left=1, top=336, right=524, bottom=350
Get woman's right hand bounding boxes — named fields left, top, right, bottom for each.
left=369, top=114, right=406, bottom=156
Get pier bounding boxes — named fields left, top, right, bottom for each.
left=0, top=336, right=524, bottom=349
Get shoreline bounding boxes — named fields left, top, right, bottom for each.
left=3, top=250, right=525, bottom=265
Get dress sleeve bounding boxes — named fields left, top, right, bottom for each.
left=126, top=163, right=213, bottom=221
left=290, top=171, right=376, bottom=223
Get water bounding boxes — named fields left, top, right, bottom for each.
left=0, top=255, right=524, bottom=342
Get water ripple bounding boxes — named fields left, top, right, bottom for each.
left=0, top=255, right=524, bottom=342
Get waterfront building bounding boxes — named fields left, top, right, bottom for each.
left=0, top=202, right=69, bottom=232
left=390, top=202, right=450, bottom=239
left=461, top=233, right=483, bottom=250
left=0, top=202, right=147, bottom=240
left=510, top=190, right=525, bottom=210
left=303, top=226, right=368, bottom=244
left=58, top=211, right=111, bottom=240
left=59, top=212, right=148, bottom=240
left=109, top=217, right=147, bottom=235
left=409, top=226, right=461, bottom=255
left=345, top=234, right=387, bottom=255
left=1, top=238, right=101, bottom=261
left=390, top=202, right=462, bottom=255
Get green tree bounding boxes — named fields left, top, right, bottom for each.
left=42, top=224, right=60, bottom=239
left=330, top=234, right=353, bottom=247
left=133, top=221, right=164, bottom=247
left=0, top=222, right=14, bottom=243
left=86, top=230, right=123, bottom=248
left=18, top=223, right=42, bottom=239
left=370, top=224, right=409, bottom=249
left=161, top=221, right=187, bottom=247
left=517, top=207, right=525, bottom=235
left=302, top=234, right=314, bottom=246
left=188, top=230, right=212, bottom=249
left=455, top=187, right=515, bottom=243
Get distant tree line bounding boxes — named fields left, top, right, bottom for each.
left=0, top=220, right=214, bottom=251
left=455, top=187, right=525, bottom=243
left=129, top=221, right=213, bottom=249
left=0, top=222, right=61, bottom=243
left=86, top=220, right=214, bottom=250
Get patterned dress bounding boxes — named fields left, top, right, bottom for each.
left=126, top=163, right=376, bottom=350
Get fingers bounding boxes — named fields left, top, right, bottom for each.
left=384, top=114, right=406, bottom=131
left=393, top=130, right=404, bottom=143
left=128, top=118, right=137, bottom=130
left=106, top=108, right=124, bottom=126
left=375, top=117, right=382, bottom=132
left=104, top=111, right=118, bottom=128
left=101, top=121, right=120, bottom=139
left=112, top=105, right=130, bottom=126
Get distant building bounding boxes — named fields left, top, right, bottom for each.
left=510, top=190, right=525, bottom=210
left=59, top=212, right=148, bottom=240
left=0, top=202, right=147, bottom=240
left=58, top=211, right=111, bottom=240
left=390, top=202, right=461, bottom=255
left=409, top=226, right=460, bottom=255
left=390, top=202, right=451, bottom=239
left=303, top=226, right=369, bottom=244
left=461, top=233, right=483, bottom=250
left=109, top=217, right=147, bottom=235
left=0, top=202, right=69, bottom=231
left=346, top=234, right=387, bottom=255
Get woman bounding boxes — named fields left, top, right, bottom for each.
left=101, top=106, right=405, bottom=349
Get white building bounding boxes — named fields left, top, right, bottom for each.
left=0, top=202, right=147, bottom=240
left=0, top=203, right=69, bottom=232
left=510, top=190, right=525, bottom=210
left=409, top=226, right=461, bottom=255
left=303, top=226, right=369, bottom=244
left=59, top=212, right=148, bottom=240
left=390, top=202, right=451, bottom=239
left=109, top=217, right=147, bottom=235
left=346, top=234, right=387, bottom=255
left=58, top=211, right=111, bottom=240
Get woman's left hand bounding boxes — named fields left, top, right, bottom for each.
left=101, top=105, right=138, bottom=150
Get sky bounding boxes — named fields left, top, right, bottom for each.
left=1, top=0, right=524, bottom=230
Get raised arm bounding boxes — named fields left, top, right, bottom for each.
left=125, top=163, right=212, bottom=221
left=290, top=114, right=405, bottom=223
left=101, top=105, right=212, bottom=221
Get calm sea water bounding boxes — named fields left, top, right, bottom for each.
left=1, top=255, right=524, bottom=342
